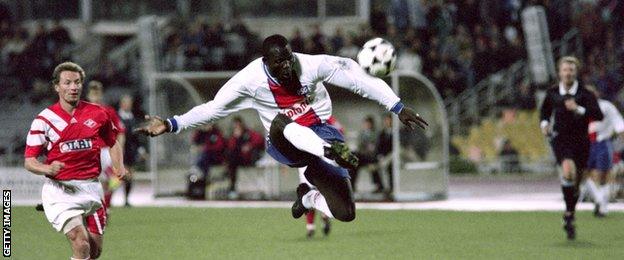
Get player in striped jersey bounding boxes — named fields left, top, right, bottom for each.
left=24, top=62, right=126, bottom=260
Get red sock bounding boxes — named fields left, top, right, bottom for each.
left=306, top=210, right=315, bottom=224
left=104, top=192, right=113, bottom=208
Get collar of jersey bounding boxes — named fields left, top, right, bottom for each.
left=559, top=80, right=579, bottom=95
left=262, top=63, right=280, bottom=85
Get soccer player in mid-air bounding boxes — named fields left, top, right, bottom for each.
left=24, top=62, right=126, bottom=259
left=135, top=34, right=427, bottom=222
left=583, top=85, right=624, bottom=217
left=540, top=56, right=603, bottom=240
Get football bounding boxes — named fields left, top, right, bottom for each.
left=356, top=37, right=397, bottom=77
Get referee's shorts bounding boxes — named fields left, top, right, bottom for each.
left=550, top=134, right=590, bottom=169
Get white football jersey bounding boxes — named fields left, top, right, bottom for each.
left=169, top=53, right=402, bottom=133
left=588, top=99, right=624, bottom=142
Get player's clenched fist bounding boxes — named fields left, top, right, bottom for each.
left=46, top=161, right=65, bottom=177
left=398, top=107, right=428, bottom=130
left=134, top=115, right=169, bottom=137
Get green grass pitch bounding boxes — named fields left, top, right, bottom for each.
left=10, top=206, right=624, bottom=259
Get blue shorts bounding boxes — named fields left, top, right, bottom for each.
left=266, top=123, right=344, bottom=168
left=587, top=140, right=613, bottom=171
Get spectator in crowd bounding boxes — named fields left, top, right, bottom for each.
left=349, top=116, right=384, bottom=193
left=407, top=0, right=428, bottom=36
left=224, top=117, right=264, bottom=199
left=397, top=39, right=423, bottom=73
left=499, top=139, right=521, bottom=173
left=48, top=20, right=73, bottom=62
left=163, top=33, right=186, bottom=71
left=183, top=22, right=206, bottom=70
left=330, top=27, right=345, bottom=53
left=192, top=124, right=225, bottom=182
left=516, top=81, right=536, bottom=110
left=337, top=35, right=360, bottom=59
left=389, top=0, right=409, bottom=33
left=370, top=3, right=388, bottom=35
left=377, top=114, right=394, bottom=192
left=290, top=28, right=305, bottom=53
left=309, top=24, right=327, bottom=54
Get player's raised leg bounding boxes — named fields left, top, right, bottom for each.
left=294, top=166, right=335, bottom=220
left=279, top=115, right=358, bottom=169
left=269, top=114, right=356, bottom=222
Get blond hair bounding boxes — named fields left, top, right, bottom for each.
left=52, top=61, right=86, bottom=85
left=557, top=56, right=581, bottom=71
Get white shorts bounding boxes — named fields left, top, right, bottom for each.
left=42, top=178, right=104, bottom=232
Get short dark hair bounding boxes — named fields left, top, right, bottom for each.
left=52, top=61, right=85, bottom=85
left=262, top=34, right=289, bottom=57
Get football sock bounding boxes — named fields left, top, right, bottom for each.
left=562, top=185, right=578, bottom=214
left=104, top=192, right=112, bottom=208
left=599, top=184, right=609, bottom=214
left=306, top=210, right=315, bottom=224
left=302, top=189, right=334, bottom=219
left=585, top=179, right=600, bottom=204
left=283, top=122, right=328, bottom=157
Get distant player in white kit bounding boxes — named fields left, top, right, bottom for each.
left=24, top=62, right=126, bottom=260
left=135, top=35, right=428, bottom=222
left=584, top=85, right=624, bottom=217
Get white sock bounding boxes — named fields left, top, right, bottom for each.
left=585, top=179, right=600, bottom=204
left=306, top=223, right=315, bottom=231
left=283, top=123, right=328, bottom=157
left=301, top=190, right=334, bottom=219
left=599, top=184, right=610, bottom=214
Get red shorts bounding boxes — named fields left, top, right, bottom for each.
left=85, top=203, right=107, bottom=235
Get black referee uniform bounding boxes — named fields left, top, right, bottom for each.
left=540, top=81, right=603, bottom=170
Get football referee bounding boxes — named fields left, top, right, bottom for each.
left=539, top=56, right=603, bottom=240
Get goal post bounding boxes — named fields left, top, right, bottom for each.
left=391, top=70, right=449, bottom=201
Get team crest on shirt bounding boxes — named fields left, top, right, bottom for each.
left=59, top=139, right=92, bottom=153
left=83, top=119, right=96, bottom=128
left=298, top=84, right=316, bottom=103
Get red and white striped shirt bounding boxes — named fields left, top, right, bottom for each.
left=24, top=101, right=119, bottom=180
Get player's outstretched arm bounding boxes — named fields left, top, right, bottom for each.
left=318, top=55, right=428, bottom=130
left=398, top=106, right=428, bottom=130
left=134, top=115, right=170, bottom=137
